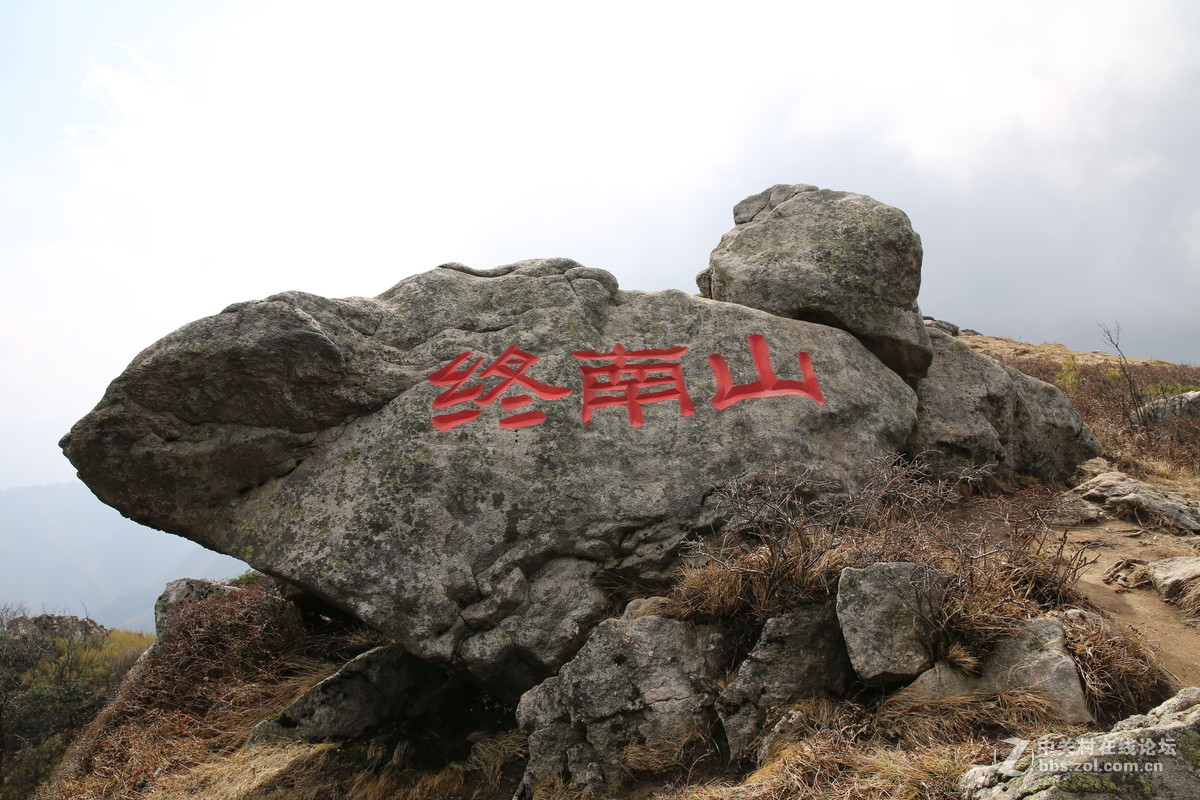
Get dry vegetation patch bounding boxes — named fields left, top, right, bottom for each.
left=965, top=334, right=1200, bottom=484
left=648, top=455, right=1175, bottom=800
left=661, top=459, right=1104, bottom=667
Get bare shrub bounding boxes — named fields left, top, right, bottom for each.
left=662, top=458, right=1098, bottom=666
left=996, top=348, right=1200, bottom=481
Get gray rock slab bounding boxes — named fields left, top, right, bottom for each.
left=516, top=615, right=729, bottom=794
left=1074, top=472, right=1200, bottom=534
left=835, top=562, right=953, bottom=687
left=249, top=644, right=417, bottom=743
left=906, top=329, right=1103, bottom=483
left=716, top=602, right=854, bottom=761
left=1147, top=557, right=1200, bottom=601
left=62, top=259, right=918, bottom=699
left=698, top=184, right=932, bottom=383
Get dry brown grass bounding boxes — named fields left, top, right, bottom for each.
left=662, top=690, right=1074, bottom=800
left=467, top=730, right=528, bottom=790
left=145, top=742, right=347, bottom=800
left=1055, top=610, right=1172, bottom=725
left=38, top=588, right=352, bottom=800
left=991, top=350, right=1200, bottom=482
left=660, top=459, right=1099, bottom=668
left=621, top=731, right=706, bottom=777
left=664, top=731, right=984, bottom=800
left=530, top=774, right=599, bottom=800
left=875, top=690, right=1073, bottom=748
left=1176, top=579, right=1200, bottom=619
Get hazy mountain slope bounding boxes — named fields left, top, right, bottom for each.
left=0, top=481, right=246, bottom=630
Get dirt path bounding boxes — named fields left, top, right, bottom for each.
left=1064, top=518, right=1200, bottom=687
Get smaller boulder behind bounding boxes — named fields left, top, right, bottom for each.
left=699, top=184, right=933, bottom=383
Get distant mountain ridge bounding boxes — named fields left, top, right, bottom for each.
left=0, top=481, right=246, bottom=631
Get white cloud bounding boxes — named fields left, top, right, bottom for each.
left=2, top=0, right=1199, bottom=486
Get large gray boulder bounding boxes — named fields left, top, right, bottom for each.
left=698, top=184, right=932, bottom=382
left=62, top=259, right=917, bottom=699
left=961, top=686, right=1200, bottom=799
left=516, top=615, right=730, bottom=794
left=906, top=329, right=1102, bottom=483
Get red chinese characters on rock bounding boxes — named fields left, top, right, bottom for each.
left=708, top=334, right=825, bottom=410
left=428, top=345, right=572, bottom=430
left=426, top=335, right=824, bottom=430
left=572, top=344, right=695, bottom=428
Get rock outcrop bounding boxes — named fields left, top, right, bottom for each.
left=1074, top=472, right=1200, bottom=534
left=698, top=184, right=932, bottom=383
left=961, top=687, right=1200, bottom=800
left=898, top=617, right=1093, bottom=725
left=1133, top=390, right=1200, bottom=425
left=906, top=329, right=1102, bottom=483
left=249, top=644, right=420, bottom=742
left=517, top=615, right=730, bottom=793
left=716, top=603, right=853, bottom=761
left=835, top=562, right=952, bottom=687
left=61, top=183, right=1106, bottom=727
left=63, top=258, right=918, bottom=699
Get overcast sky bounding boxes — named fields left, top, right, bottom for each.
left=2, top=0, right=1198, bottom=490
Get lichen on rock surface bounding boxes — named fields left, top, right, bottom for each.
left=698, top=183, right=932, bottom=383
left=63, top=257, right=918, bottom=699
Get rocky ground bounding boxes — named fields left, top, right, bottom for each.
left=40, top=182, right=1200, bottom=799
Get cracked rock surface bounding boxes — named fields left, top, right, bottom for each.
left=63, top=258, right=916, bottom=699
left=516, top=615, right=731, bottom=793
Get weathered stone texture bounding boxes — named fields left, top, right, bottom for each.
left=63, top=259, right=917, bottom=699
left=835, top=562, right=953, bottom=687
left=716, top=603, right=854, bottom=760
left=699, top=184, right=932, bottom=382
left=906, top=329, right=1102, bottom=483
left=517, top=615, right=729, bottom=793
left=899, top=617, right=1093, bottom=725
left=1075, top=471, right=1200, bottom=534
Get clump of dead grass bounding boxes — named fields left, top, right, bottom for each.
left=1176, top=579, right=1200, bottom=620
left=662, top=690, right=1076, bottom=800
left=39, top=588, right=356, bottom=800
left=876, top=689, right=1071, bottom=748
left=467, top=730, right=528, bottom=790
left=621, top=731, right=706, bottom=777
left=145, top=742, right=347, bottom=800
left=1055, top=610, right=1173, bottom=724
